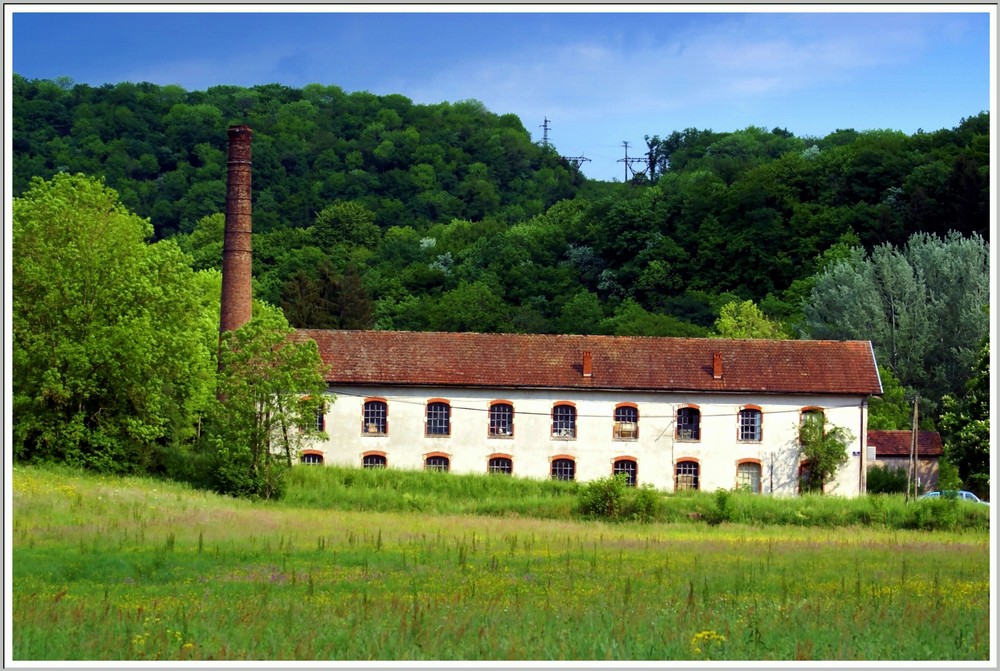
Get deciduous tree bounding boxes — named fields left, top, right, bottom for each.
left=938, top=336, right=990, bottom=499
left=12, top=174, right=217, bottom=473
left=804, top=232, right=989, bottom=408
left=711, top=300, right=788, bottom=339
left=205, top=303, right=330, bottom=499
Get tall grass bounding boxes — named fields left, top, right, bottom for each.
left=281, top=464, right=989, bottom=532
left=12, top=464, right=991, bottom=662
left=283, top=464, right=581, bottom=518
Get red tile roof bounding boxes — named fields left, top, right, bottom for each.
left=867, top=430, right=944, bottom=457
left=292, top=329, right=883, bottom=396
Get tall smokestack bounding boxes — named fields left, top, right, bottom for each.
left=220, top=124, right=253, bottom=335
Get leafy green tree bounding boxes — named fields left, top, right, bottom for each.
left=938, top=336, right=990, bottom=498
left=558, top=290, right=605, bottom=335
left=205, top=303, right=330, bottom=499
left=600, top=299, right=708, bottom=337
left=176, top=212, right=225, bottom=270
left=798, top=414, right=854, bottom=494
left=804, top=232, right=989, bottom=408
left=935, top=458, right=963, bottom=493
left=12, top=174, right=216, bottom=473
left=710, top=300, right=788, bottom=339
left=280, top=269, right=335, bottom=329
left=335, top=263, right=375, bottom=329
left=429, top=279, right=512, bottom=333
left=867, top=365, right=924, bottom=430
left=313, top=200, right=381, bottom=250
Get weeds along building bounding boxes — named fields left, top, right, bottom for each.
left=291, top=329, right=883, bottom=497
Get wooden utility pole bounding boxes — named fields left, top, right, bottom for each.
left=907, top=396, right=919, bottom=500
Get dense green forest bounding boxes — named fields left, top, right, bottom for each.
left=13, top=75, right=988, bottom=337
left=12, top=76, right=990, bottom=441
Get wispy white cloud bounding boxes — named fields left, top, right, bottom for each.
left=406, top=11, right=961, bottom=127
left=13, top=8, right=986, bottom=182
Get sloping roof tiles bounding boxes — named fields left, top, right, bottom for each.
left=291, top=329, right=883, bottom=396
left=867, top=430, right=944, bottom=457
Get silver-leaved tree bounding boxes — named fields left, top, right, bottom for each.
left=804, top=231, right=989, bottom=411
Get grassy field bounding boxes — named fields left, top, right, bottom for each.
left=10, top=464, right=993, bottom=662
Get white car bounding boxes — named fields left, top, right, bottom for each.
left=919, top=490, right=988, bottom=505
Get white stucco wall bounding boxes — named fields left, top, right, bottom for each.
left=304, top=385, right=869, bottom=497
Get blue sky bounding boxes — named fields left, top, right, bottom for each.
left=7, top=5, right=995, bottom=182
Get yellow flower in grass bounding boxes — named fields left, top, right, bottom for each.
left=690, top=629, right=726, bottom=659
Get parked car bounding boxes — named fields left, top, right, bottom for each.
left=919, top=490, right=988, bottom=505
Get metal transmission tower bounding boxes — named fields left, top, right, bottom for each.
left=617, top=141, right=647, bottom=181
left=539, top=117, right=591, bottom=173
left=540, top=117, right=552, bottom=148
left=562, top=155, right=591, bottom=171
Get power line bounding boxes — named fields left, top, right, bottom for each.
left=540, top=116, right=592, bottom=174
left=323, top=387, right=861, bottom=421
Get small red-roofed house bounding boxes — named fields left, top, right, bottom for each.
left=289, top=329, right=884, bottom=497
left=866, top=429, right=944, bottom=491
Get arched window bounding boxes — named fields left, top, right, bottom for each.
left=362, top=453, right=387, bottom=469
left=301, top=453, right=323, bottom=466
left=801, top=407, right=825, bottom=428
left=552, top=403, right=576, bottom=438
left=738, top=407, right=762, bottom=442
left=314, top=409, right=326, bottom=432
left=551, top=458, right=576, bottom=481
left=613, top=458, right=637, bottom=487
left=798, top=460, right=822, bottom=494
left=800, top=407, right=826, bottom=454
left=614, top=404, right=638, bottom=439
left=737, top=460, right=762, bottom=493
left=489, top=402, right=514, bottom=437
left=362, top=399, right=387, bottom=435
left=425, top=455, right=450, bottom=472
left=677, top=406, right=700, bottom=441
left=426, top=401, right=451, bottom=436
left=488, top=456, right=513, bottom=475
left=676, top=460, right=699, bottom=491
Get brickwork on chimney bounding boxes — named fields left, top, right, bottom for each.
left=220, top=125, right=253, bottom=335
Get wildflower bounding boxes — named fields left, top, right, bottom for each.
left=690, top=630, right=726, bottom=659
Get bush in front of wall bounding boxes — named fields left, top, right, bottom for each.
left=866, top=465, right=909, bottom=494
left=577, top=474, right=628, bottom=521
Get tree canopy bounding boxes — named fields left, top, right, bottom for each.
left=938, top=336, right=990, bottom=499
left=13, top=173, right=330, bottom=500
left=12, top=173, right=217, bottom=472
left=803, top=231, right=989, bottom=407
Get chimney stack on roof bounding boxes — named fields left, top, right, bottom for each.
left=713, top=352, right=723, bottom=379
left=219, top=124, right=253, bottom=336
left=582, top=351, right=593, bottom=378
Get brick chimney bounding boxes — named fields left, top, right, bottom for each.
left=712, top=352, right=723, bottom=379
left=582, top=351, right=593, bottom=378
left=219, top=125, right=253, bottom=336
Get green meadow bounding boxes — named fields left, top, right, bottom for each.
left=11, top=464, right=991, bottom=661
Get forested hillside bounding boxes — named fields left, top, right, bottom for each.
left=12, top=76, right=989, bottom=367
left=13, top=76, right=988, bottom=339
